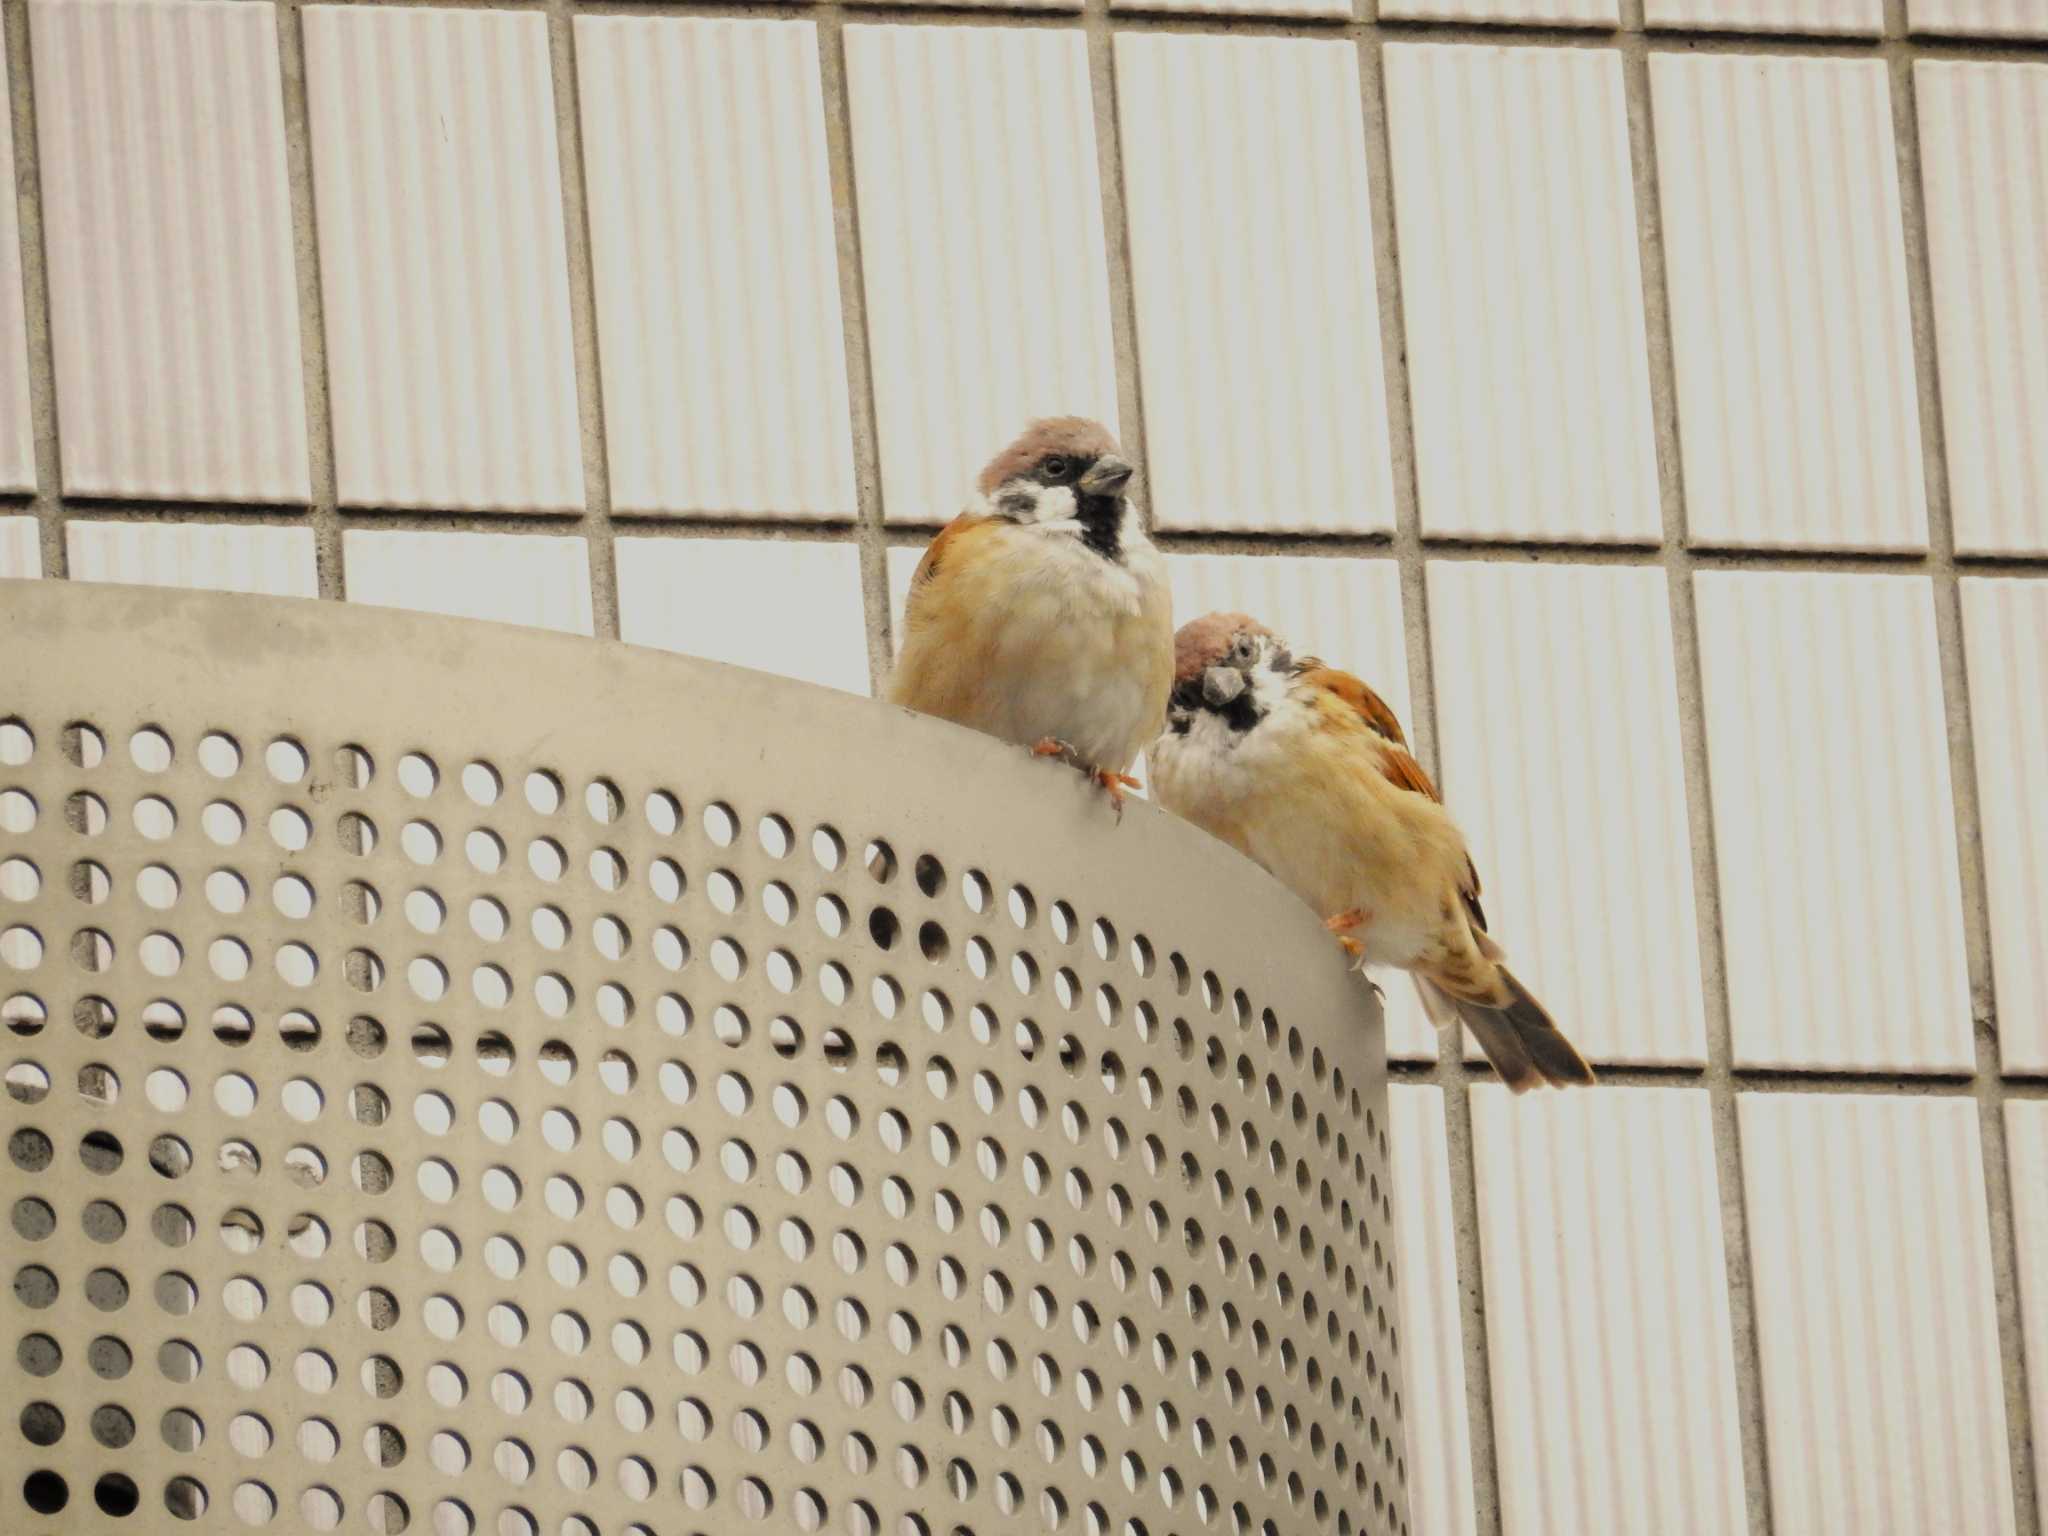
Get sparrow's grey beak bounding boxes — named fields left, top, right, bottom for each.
left=1081, top=455, right=1135, bottom=496
left=1202, top=665, right=1247, bottom=707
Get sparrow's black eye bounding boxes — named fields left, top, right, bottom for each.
left=1042, top=456, right=1071, bottom=482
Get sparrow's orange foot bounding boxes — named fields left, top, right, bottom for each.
left=1323, top=908, right=1372, bottom=936
left=1031, top=737, right=1083, bottom=768
left=1093, top=768, right=1143, bottom=820
left=1336, top=935, right=1366, bottom=958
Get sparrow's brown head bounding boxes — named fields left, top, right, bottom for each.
left=976, top=418, right=1137, bottom=562
left=1167, top=612, right=1292, bottom=735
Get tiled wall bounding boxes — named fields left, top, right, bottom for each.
left=1, top=0, right=2044, bottom=1530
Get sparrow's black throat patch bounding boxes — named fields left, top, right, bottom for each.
left=1075, top=492, right=1124, bottom=562
left=1170, top=676, right=1266, bottom=736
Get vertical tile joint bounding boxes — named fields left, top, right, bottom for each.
left=1888, top=36, right=2040, bottom=1535
left=1085, top=0, right=1150, bottom=527
left=1358, top=25, right=1506, bottom=1536
left=1619, top=26, right=1775, bottom=1535
left=545, top=0, right=620, bottom=642
left=274, top=0, right=343, bottom=601
left=6, top=0, right=66, bottom=577
left=817, top=6, right=894, bottom=691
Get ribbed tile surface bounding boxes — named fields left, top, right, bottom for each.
left=1386, top=45, right=1658, bottom=544
left=1741, top=1094, right=2015, bottom=1535
left=1119, top=0, right=1352, bottom=19
left=577, top=18, right=855, bottom=519
left=2009, top=1102, right=2048, bottom=1534
left=305, top=6, right=582, bottom=512
left=617, top=537, right=871, bottom=696
left=1387, top=1084, right=1479, bottom=1536
left=1652, top=55, right=1926, bottom=551
left=1961, top=578, right=2048, bottom=1075
left=1164, top=552, right=1437, bottom=1061
left=1430, top=564, right=1706, bottom=1065
left=1644, top=0, right=1883, bottom=32
left=1917, top=62, right=2048, bottom=555
left=66, top=521, right=317, bottom=597
left=1911, top=0, right=2048, bottom=36
left=1472, top=1085, right=1745, bottom=1536
left=855, top=0, right=1079, bottom=10
left=1379, top=0, right=1616, bottom=25
left=1695, top=572, right=1971, bottom=1071
left=845, top=26, right=1117, bottom=524
left=30, top=0, right=308, bottom=503
left=1117, top=36, right=1395, bottom=534
left=342, top=530, right=593, bottom=635
left=0, top=516, right=40, bottom=577
left=0, top=26, right=31, bottom=495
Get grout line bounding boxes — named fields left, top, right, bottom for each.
left=273, top=0, right=344, bottom=601
left=816, top=5, right=896, bottom=690
left=1619, top=24, right=1775, bottom=1532
left=1356, top=27, right=1506, bottom=1536
left=1391, top=1058, right=2048, bottom=1096
left=545, top=0, right=622, bottom=641
left=1085, top=1, right=1151, bottom=519
left=5, top=0, right=65, bottom=578
left=1886, top=22, right=2041, bottom=1532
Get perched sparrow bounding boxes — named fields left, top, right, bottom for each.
left=889, top=418, right=1172, bottom=811
left=1151, top=612, right=1593, bottom=1092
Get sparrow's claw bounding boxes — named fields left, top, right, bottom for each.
left=1336, top=934, right=1366, bottom=958
left=1031, top=737, right=1084, bottom=770
left=1324, top=908, right=1372, bottom=936
left=1093, top=768, right=1142, bottom=820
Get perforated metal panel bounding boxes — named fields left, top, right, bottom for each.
left=0, top=580, right=1405, bottom=1536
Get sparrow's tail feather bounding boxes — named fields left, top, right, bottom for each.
left=1417, top=969, right=1595, bottom=1093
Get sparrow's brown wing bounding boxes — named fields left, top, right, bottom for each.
left=1301, top=664, right=1489, bottom=933
left=907, top=512, right=993, bottom=599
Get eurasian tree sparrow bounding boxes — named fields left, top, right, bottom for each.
left=1152, top=612, right=1594, bottom=1091
left=889, top=418, right=1173, bottom=811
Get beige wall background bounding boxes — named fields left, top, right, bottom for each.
left=2, top=0, right=2047, bottom=1532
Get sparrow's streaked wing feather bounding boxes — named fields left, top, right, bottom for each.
left=909, top=512, right=990, bottom=595
left=1302, top=665, right=1489, bottom=930
left=1299, top=663, right=1410, bottom=748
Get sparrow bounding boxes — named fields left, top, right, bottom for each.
left=1151, top=612, right=1594, bottom=1092
left=889, top=418, right=1172, bottom=812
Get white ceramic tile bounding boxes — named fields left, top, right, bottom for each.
left=1387, top=45, right=1658, bottom=544
left=1741, top=1094, right=2015, bottom=1535
left=0, top=27, right=31, bottom=494
left=305, top=6, right=581, bottom=513
left=856, top=0, right=1079, bottom=10
left=1911, top=0, right=2048, bottom=36
left=2009, top=1102, right=2048, bottom=1533
left=577, top=18, right=855, bottom=520
left=343, top=530, right=592, bottom=635
left=1387, top=1084, right=1479, bottom=1536
left=617, top=538, right=870, bottom=697
left=1431, top=564, right=1705, bottom=1065
left=1918, top=62, right=2048, bottom=555
left=66, top=522, right=317, bottom=597
left=1119, top=0, right=1350, bottom=19
left=1695, top=573, right=1970, bottom=1071
left=1473, top=1085, right=1745, bottom=1536
left=1653, top=55, right=1926, bottom=551
left=1380, top=0, right=1616, bottom=25
left=0, top=516, right=41, bottom=577
left=30, top=0, right=308, bottom=502
left=845, top=26, right=1118, bottom=524
left=1645, top=0, right=1883, bottom=31
left=1117, top=35, right=1395, bottom=534
left=1164, top=552, right=1434, bottom=1059
left=1961, top=579, right=2048, bottom=1075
